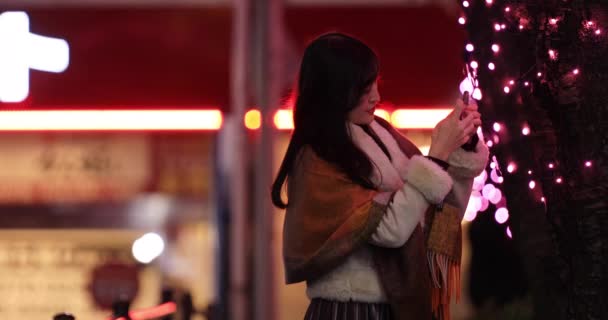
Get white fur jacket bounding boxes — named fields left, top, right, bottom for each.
left=306, top=120, right=489, bottom=302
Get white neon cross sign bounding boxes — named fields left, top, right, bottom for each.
left=0, top=11, right=70, bottom=103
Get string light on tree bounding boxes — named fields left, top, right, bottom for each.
left=495, top=207, right=509, bottom=224
left=449, top=0, right=608, bottom=231
left=473, top=88, right=483, bottom=100
left=548, top=49, right=558, bottom=60
left=507, top=162, right=516, bottom=173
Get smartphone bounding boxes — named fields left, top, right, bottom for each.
left=461, top=91, right=470, bottom=119
left=460, top=90, right=478, bottom=151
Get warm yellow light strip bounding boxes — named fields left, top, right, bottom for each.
left=272, top=108, right=451, bottom=130
left=0, top=110, right=223, bottom=131
left=0, top=107, right=450, bottom=131
left=273, top=109, right=295, bottom=130
left=390, top=108, right=452, bottom=129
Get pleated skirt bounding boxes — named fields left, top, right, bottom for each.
left=304, top=298, right=393, bottom=320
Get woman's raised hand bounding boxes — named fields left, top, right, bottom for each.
left=427, top=98, right=482, bottom=161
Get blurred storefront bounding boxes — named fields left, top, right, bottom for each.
left=0, top=8, right=224, bottom=318
left=0, top=132, right=218, bottom=319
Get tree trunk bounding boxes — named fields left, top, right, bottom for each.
left=463, top=1, right=608, bottom=319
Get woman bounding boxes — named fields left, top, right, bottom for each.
left=271, top=33, right=489, bottom=320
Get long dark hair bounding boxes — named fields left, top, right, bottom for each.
left=271, top=32, right=380, bottom=209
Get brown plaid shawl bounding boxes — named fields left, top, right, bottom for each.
left=283, top=118, right=462, bottom=320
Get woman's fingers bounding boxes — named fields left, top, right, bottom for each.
left=467, top=100, right=479, bottom=112
left=465, top=123, right=477, bottom=136
left=451, top=99, right=467, bottom=120
left=461, top=111, right=481, bottom=126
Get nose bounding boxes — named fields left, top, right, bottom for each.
left=369, top=89, right=380, bottom=104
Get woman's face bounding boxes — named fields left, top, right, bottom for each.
left=347, top=81, right=380, bottom=125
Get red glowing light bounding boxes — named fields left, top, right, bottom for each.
left=110, top=302, right=176, bottom=320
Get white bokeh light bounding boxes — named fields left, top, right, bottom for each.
left=507, top=162, right=516, bottom=173
left=482, top=183, right=496, bottom=199
left=480, top=197, right=490, bottom=211
left=460, top=77, right=475, bottom=96
left=495, top=207, right=509, bottom=224
left=489, top=188, right=502, bottom=204
left=132, top=232, right=165, bottom=264
left=490, top=168, right=502, bottom=183
left=464, top=209, right=477, bottom=222
left=472, top=88, right=483, bottom=100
